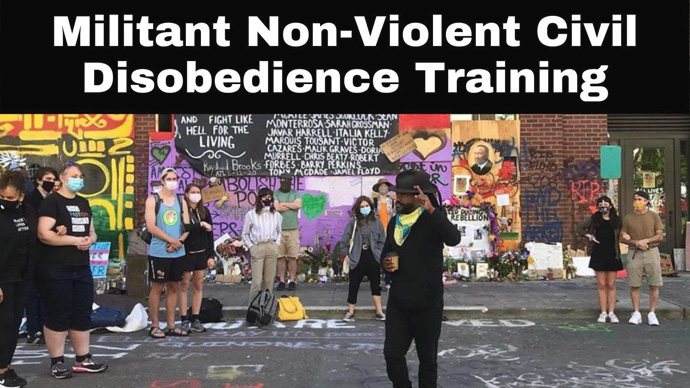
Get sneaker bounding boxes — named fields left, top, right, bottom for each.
left=343, top=312, right=355, bottom=322
left=51, top=362, right=72, bottom=379
left=597, top=312, right=608, bottom=323
left=180, top=320, right=192, bottom=334
left=0, top=369, right=27, bottom=388
left=648, top=312, right=660, bottom=326
left=375, top=313, right=386, bottom=321
left=287, top=281, right=296, bottom=291
left=276, top=282, right=286, bottom=291
left=608, top=313, right=620, bottom=324
left=26, top=331, right=45, bottom=345
left=628, top=311, right=642, bottom=325
left=72, top=357, right=108, bottom=373
left=191, top=319, right=207, bottom=333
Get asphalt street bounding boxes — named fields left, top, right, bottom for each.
left=11, top=318, right=690, bottom=387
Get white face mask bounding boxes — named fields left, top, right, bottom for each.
left=152, top=186, right=163, bottom=194
left=189, top=193, right=202, bottom=204
left=165, top=181, right=177, bottom=191
left=378, top=187, right=389, bottom=195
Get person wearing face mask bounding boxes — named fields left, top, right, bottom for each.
left=145, top=167, right=190, bottom=339
left=576, top=196, right=623, bottom=324
left=178, top=184, right=215, bottom=334
left=242, top=188, right=282, bottom=304
left=0, top=171, right=37, bottom=388
left=620, top=191, right=664, bottom=326
left=273, top=173, right=302, bottom=291
left=380, top=170, right=461, bottom=388
left=22, top=166, right=58, bottom=346
left=372, top=178, right=396, bottom=292
left=339, top=196, right=386, bottom=322
left=36, top=163, right=107, bottom=379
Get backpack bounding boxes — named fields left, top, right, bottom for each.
left=141, top=193, right=185, bottom=244
left=246, top=289, right=278, bottom=327
left=187, top=297, right=223, bottom=323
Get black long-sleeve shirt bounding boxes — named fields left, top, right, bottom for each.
left=183, top=206, right=214, bottom=255
left=0, top=202, right=38, bottom=283
left=381, top=209, right=461, bottom=310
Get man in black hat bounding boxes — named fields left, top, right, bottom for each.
left=381, top=170, right=461, bottom=388
left=273, top=173, right=303, bottom=291
left=620, top=190, right=664, bottom=326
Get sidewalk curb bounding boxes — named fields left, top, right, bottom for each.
left=212, top=306, right=686, bottom=320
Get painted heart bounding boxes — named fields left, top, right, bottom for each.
left=301, top=193, right=328, bottom=220
left=411, top=130, right=447, bottom=160
left=151, top=145, right=171, bottom=164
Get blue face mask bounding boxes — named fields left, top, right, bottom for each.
left=67, top=178, right=84, bottom=193
left=360, top=206, right=371, bottom=216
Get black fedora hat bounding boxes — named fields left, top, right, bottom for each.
left=278, top=173, right=292, bottom=180
left=372, top=178, right=394, bottom=192
left=393, top=170, right=437, bottom=194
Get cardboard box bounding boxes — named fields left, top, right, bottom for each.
left=216, top=274, right=242, bottom=283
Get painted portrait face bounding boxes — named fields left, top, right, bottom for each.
left=473, top=145, right=489, bottom=164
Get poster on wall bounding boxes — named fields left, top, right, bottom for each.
left=174, top=114, right=399, bottom=177
left=0, top=114, right=135, bottom=274
left=446, top=206, right=491, bottom=258
left=451, top=120, right=521, bottom=247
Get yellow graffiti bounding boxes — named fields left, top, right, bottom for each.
left=0, top=114, right=133, bottom=141
left=78, top=159, right=111, bottom=198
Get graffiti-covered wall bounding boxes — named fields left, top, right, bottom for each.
left=148, top=114, right=455, bottom=250
left=452, top=120, right=522, bottom=250
left=0, top=114, right=135, bottom=272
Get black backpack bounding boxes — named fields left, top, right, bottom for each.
left=141, top=193, right=185, bottom=244
left=246, top=289, right=278, bottom=327
left=187, top=297, right=223, bottom=323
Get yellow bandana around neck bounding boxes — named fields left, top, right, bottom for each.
left=394, top=207, right=424, bottom=245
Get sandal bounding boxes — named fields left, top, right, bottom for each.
left=149, top=327, right=166, bottom=339
left=165, top=327, right=189, bottom=337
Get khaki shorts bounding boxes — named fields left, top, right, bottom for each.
left=279, top=229, right=300, bottom=258
left=627, top=247, right=663, bottom=288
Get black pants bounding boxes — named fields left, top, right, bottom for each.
left=25, top=282, right=45, bottom=335
left=384, top=296, right=443, bottom=388
left=347, top=249, right=382, bottom=305
left=0, top=282, right=27, bottom=368
left=38, top=266, right=94, bottom=332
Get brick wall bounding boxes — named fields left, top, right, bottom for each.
left=520, top=114, right=608, bottom=248
left=134, top=114, right=156, bottom=229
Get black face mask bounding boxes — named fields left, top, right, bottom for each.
left=0, top=199, right=20, bottom=211
left=262, top=199, right=273, bottom=207
left=279, top=181, right=291, bottom=192
left=599, top=206, right=611, bottom=214
left=41, top=180, right=56, bottom=192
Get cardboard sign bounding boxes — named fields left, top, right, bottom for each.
left=380, top=131, right=417, bottom=162
left=525, top=242, right=563, bottom=271
left=89, top=242, right=111, bottom=279
left=202, top=185, right=226, bottom=203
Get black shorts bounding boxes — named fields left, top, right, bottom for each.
left=148, top=256, right=186, bottom=283
left=182, top=250, right=209, bottom=272
left=38, top=265, right=94, bottom=332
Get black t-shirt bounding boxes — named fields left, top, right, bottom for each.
left=0, top=204, right=32, bottom=282
left=38, top=192, right=92, bottom=268
left=24, top=187, right=46, bottom=211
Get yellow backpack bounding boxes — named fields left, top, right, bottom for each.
left=277, top=295, right=308, bottom=321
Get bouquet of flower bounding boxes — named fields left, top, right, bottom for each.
left=216, top=237, right=248, bottom=258
left=215, top=237, right=248, bottom=278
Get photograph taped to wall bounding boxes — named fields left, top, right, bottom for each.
left=454, top=175, right=471, bottom=196
left=474, top=228, right=483, bottom=240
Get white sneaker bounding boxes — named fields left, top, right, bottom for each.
left=608, top=313, right=620, bottom=324
left=648, top=312, right=660, bottom=326
left=597, top=312, right=607, bottom=323
left=628, top=311, right=642, bottom=325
